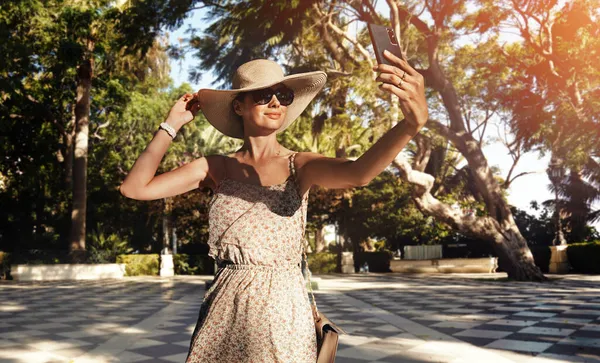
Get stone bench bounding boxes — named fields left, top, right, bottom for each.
left=10, top=264, right=127, bottom=281
left=390, top=258, right=498, bottom=273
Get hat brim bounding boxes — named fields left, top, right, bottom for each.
left=198, top=71, right=327, bottom=139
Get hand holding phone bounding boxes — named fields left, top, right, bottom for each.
left=367, top=23, right=405, bottom=65
left=368, top=23, right=428, bottom=130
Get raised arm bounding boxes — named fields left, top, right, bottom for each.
left=298, top=50, right=428, bottom=191
left=119, top=93, right=215, bottom=200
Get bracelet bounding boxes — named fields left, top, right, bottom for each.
left=158, top=122, right=176, bottom=139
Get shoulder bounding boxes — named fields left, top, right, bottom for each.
left=206, top=152, right=239, bottom=166
left=294, top=152, right=327, bottom=170
left=200, top=154, right=232, bottom=189
left=292, top=151, right=326, bottom=169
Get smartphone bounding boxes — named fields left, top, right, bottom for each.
left=367, top=23, right=405, bottom=65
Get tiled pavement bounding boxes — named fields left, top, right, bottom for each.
left=0, top=277, right=211, bottom=363
left=1, top=273, right=599, bottom=362
left=322, top=274, right=600, bottom=363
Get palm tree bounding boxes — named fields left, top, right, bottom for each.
left=543, top=157, right=600, bottom=243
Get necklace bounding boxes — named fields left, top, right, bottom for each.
left=240, top=144, right=282, bottom=158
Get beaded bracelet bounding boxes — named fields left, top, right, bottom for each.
left=158, top=122, right=176, bottom=139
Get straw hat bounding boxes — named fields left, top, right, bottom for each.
left=198, top=59, right=327, bottom=139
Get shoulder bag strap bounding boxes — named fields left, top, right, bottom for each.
left=292, top=152, right=320, bottom=317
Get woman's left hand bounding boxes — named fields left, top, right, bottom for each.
left=374, top=50, right=428, bottom=129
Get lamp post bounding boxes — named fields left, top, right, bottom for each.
left=547, top=158, right=567, bottom=246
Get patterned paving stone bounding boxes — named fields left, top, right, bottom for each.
left=1, top=273, right=599, bottom=362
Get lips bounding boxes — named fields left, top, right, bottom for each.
left=265, top=113, right=282, bottom=118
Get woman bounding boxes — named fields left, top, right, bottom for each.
left=120, top=51, right=428, bottom=362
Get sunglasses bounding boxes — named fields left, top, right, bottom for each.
left=247, top=87, right=295, bottom=106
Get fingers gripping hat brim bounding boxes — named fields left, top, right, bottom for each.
left=198, top=71, right=327, bottom=139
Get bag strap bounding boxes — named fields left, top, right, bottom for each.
left=302, top=218, right=319, bottom=317
left=292, top=152, right=319, bottom=317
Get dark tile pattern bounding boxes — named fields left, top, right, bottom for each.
left=1, top=274, right=599, bottom=362
left=340, top=273, right=600, bottom=360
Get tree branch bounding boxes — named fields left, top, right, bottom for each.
left=313, top=3, right=360, bottom=70
left=392, top=155, right=505, bottom=243
left=326, top=19, right=374, bottom=69
left=92, top=120, right=110, bottom=140
left=504, top=171, right=537, bottom=189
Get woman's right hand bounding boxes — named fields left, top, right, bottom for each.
left=164, top=92, right=202, bottom=131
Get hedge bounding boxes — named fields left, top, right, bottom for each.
left=529, top=245, right=551, bottom=273
left=7, top=250, right=71, bottom=265
left=567, top=241, right=600, bottom=274
left=116, top=254, right=159, bottom=276
left=0, top=252, right=10, bottom=279
left=174, top=254, right=215, bottom=275
left=1, top=252, right=218, bottom=277
left=307, top=253, right=337, bottom=274
left=354, top=251, right=392, bottom=272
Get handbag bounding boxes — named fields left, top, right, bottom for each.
left=300, top=202, right=346, bottom=362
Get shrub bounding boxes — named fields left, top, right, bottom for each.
left=116, top=254, right=159, bottom=276
left=9, top=250, right=70, bottom=264
left=174, top=254, right=215, bottom=275
left=307, top=253, right=337, bottom=274
left=88, top=231, right=133, bottom=263
left=529, top=245, right=551, bottom=273
left=567, top=241, right=600, bottom=274
left=354, top=251, right=392, bottom=272
left=0, top=252, right=11, bottom=279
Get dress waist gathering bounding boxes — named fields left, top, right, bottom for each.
left=218, top=261, right=301, bottom=271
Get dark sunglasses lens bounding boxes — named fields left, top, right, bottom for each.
left=251, top=88, right=294, bottom=106
left=252, top=89, right=273, bottom=105
left=276, top=89, right=294, bottom=106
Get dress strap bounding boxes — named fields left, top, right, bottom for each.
left=288, top=152, right=298, bottom=180
left=221, top=154, right=228, bottom=179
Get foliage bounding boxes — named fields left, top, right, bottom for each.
left=116, top=254, right=159, bottom=276
left=341, top=171, right=454, bottom=250
left=306, top=252, right=337, bottom=274
left=173, top=254, right=215, bottom=275
left=185, top=0, right=319, bottom=86
left=0, top=252, right=10, bottom=279
left=2, top=0, right=598, bottom=276
left=511, top=203, right=555, bottom=245
left=554, top=170, right=600, bottom=242
left=567, top=241, right=600, bottom=274
left=87, top=228, right=134, bottom=263
left=353, top=251, right=393, bottom=273
left=7, top=250, right=71, bottom=265
left=0, top=0, right=197, bottom=252
left=529, top=245, right=551, bottom=274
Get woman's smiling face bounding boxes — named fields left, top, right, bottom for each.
left=233, top=83, right=292, bottom=136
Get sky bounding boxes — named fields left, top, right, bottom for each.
left=165, top=6, right=599, bottom=232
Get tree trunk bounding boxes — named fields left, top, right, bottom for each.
left=393, top=157, right=546, bottom=281
left=64, top=108, right=76, bottom=190
left=309, top=1, right=546, bottom=280
left=162, top=212, right=170, bottom=253
left=375, top=1, right=546, bottom=281
left=315, top=225, right=326, bottom=253
left=69, top=56, right=93, bottom=262
left=162, top=197, right=174, bottom=253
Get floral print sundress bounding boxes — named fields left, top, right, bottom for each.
left=185, top=152, right=317, bottom=363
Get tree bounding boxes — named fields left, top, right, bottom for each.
left=486, top=0, right=600, bottom=239
left=183, top=0, right=555, bottom=280
left=0, top=0, right=208, bottom=258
